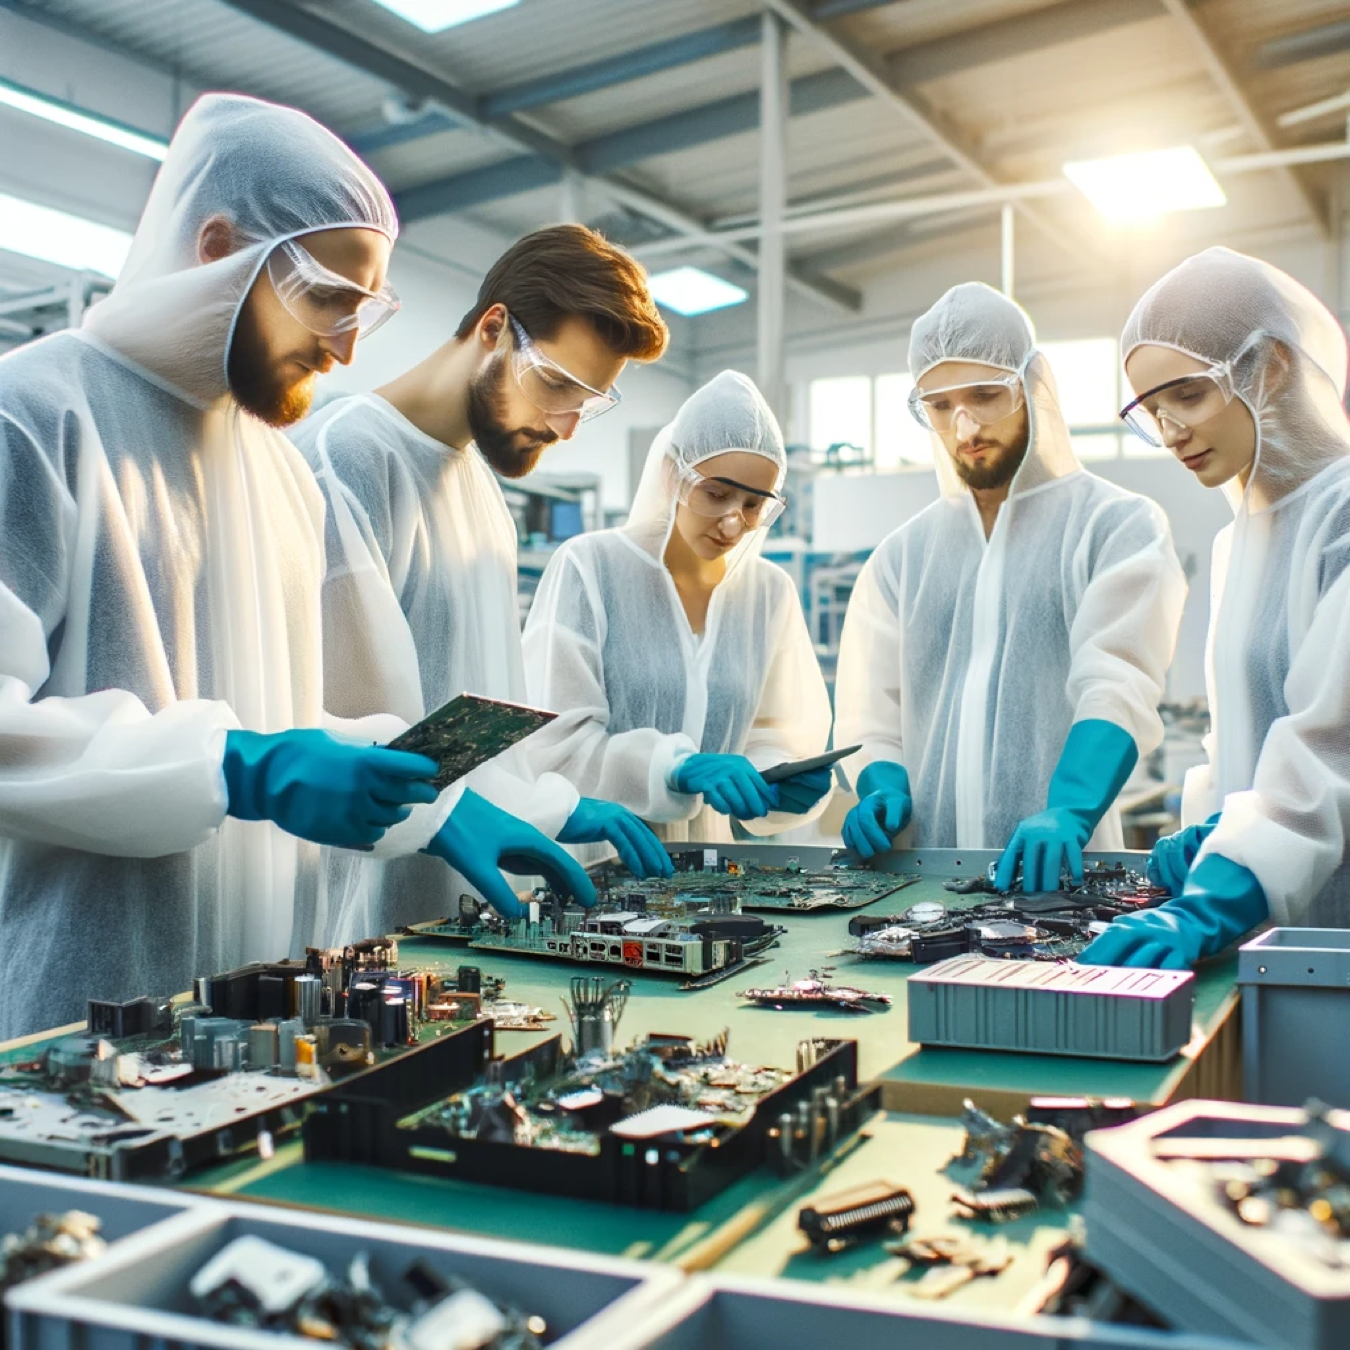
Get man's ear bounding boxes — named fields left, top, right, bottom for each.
left=197, top=215, right=236, bottom=264
left=477, top=303, right=508, bottom=351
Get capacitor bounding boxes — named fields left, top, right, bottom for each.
left=776, top=1111, right=795, bottom=1168
left=348, top=979, right=383, bottom=1029
left=294, top=974, right=321, bottom=1027
left=380, top=994, right=410, bottom=1047
left=247, top=1022, right=279, bottom=1070
left=277, top=1017, right=304, bottom=1073
left=193, top=976, right=212, bottom=1010
left=456, top=966, right=482, bottom=995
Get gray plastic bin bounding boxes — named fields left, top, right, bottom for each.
left=597, top=1275, right=1245, bottom=1350
left=6, top=1199, right=679, bottom=1350
left=1084, top=1099, right=1350, bottom=1350
left=1238, top=927, right=1350, bottom=1107
left=0, top=1165, right=203, bottom=1239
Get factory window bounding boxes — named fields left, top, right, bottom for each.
left=874, top=373, right=934, bottom=468
left=808, top=375, right=872, bottom=463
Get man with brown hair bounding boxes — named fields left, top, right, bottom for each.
left=291, top=225, right=673, bottom=942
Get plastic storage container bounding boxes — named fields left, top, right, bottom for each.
left=596, top=1274, right=1245, bottom=1350
left=1084, top=1099, right=1350, bottom=1350
left=1238, top=927, right=1350, bottom=1107
left=0, top=1165, right=203, bottom=1240
left=6, top=1198, right=679, bottom=1350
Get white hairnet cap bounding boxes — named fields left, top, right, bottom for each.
left=1122, top=246, right=1350, bottom=510
left=906, top=282, right=1078, bottom=498
left=908, top=281, right=1036, bottom=382
left=84, top=92, right=397, bottom=404
left=626, top=369, right=786, bottom=569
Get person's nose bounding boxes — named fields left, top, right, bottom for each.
left=952, top=406, right=980, bottom=442
left=1160, top=413, right=1190, bottom=451
left=321, top=329, right=359, bottom=367
left=546, top=410, right=583, bottom=442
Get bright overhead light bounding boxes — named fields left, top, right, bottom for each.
left=0, top=193, right=132, bottom=278
left=647, top=266, right=748, bottom=316
left=0, top=77, right=167, bottom=160
left=369, top=0, right=519, bottom=32
left=1063, top=146, right=1226, bottom=223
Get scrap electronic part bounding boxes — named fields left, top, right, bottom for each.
left=305, top=1027, right=877, bottom=1212
left=0, top=943, right=508, bottom=1181
left=738, top=969, right=893, bottom=1014
left=907, top=958, right=1196, bottom=1061
left=408, top=895, right=785, bottom=989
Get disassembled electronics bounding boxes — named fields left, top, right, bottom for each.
left=944, top=1098, right=1084, bottom=1227
left=843, top=865, right=1169, bottom=963
left=305, top=1024, right=876, bottom=1211
left=887, top=1231, right=1013, bottom=1300
left=738, top=969, right=893, bottom=1014
left=594, top=849, right=921, bottom=914
left=191, top=1234, right=546, bottom=1349
left=907, top=958, right=1196, bottom=1061
left=386, top=692, right=556, bottom=792
left=0, top=1210, right=107, bottom=1305
left=798, top=1181, right=915, bottom=1253
left=0, top=942, right=510, bottom=1180
left=407, top=888, right=783, bottom=989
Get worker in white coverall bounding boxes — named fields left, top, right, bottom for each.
left=522, top=370, right=834, bottom=846
left=295, top=225, right=676, bottom=943
left=0, top=94, right=589, bottom=1038
left=834, top=283, right=1186, bottom=892
left=1083, top=248, right=1350, bottom=969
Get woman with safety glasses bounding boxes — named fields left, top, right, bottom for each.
left=522, top=370, right=833, bottom=843
left=1081, top=247, right=1350, bottom=971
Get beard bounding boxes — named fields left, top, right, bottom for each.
left=949, top=426, right=1031, bottom=491
left=227, top=313, right=320, bottom=428
left=467, top=354, right=558, bottom=479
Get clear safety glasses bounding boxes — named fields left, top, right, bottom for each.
left=1119, top=367, right=1236, bottom=447
left=676, top=467, right=786, bottom=531
left=907, top=373, right=1025, bottom=433
left=266, top=239, right=400, bottom=340
left=509, top=316, right=621, bottom=423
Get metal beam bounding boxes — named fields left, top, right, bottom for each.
left=758, top=11, right=789, bottom=420
left=1255, top=18, right=1350, bottom=69
left=1158, top=0, right=1327, bottom=235
left=393, top=0, right=1154, bottom=221
left=216, top=0, right=854, bottom=313
left=761, top=0, right=1096, bottom=261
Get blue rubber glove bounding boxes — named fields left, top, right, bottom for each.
left=424, top=789, right=598, bottom=919
left=558, top=799, right=674, bottom=879
left=223, top=729, right=438, bottom=851
left=1148, top=812, right=1222, bottom=896
left=841, top=762, right=913, bottom=860
left=1078, top=853, right=1268, bottom=970
left=994, top=720, right=1139, bottom=894
left=671, top=754, right=779, bottom=821
left=774, top=766, right=834, bottom=816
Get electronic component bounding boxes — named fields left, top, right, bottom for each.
left=190, top=1234, right=546, bottom=1349
left=386, top=693, right=556, bottom=792
left=760, top=744, right=861, bottom=784
left=738, top=968, right=892, bottom=1014
left=888, top=1232, right=1013, bottom=1299
left=0, top=1210, right=107, bottom=1300
left=562, top=977, right=630, bottom=1058
left=907, top=957, right=1195, bottom=1061
left=951, top=1186, right=1039, bottom=1223
left=306, top=1027, right=876, bottom=1212
left=798, top=1182, right=915, bottom=1253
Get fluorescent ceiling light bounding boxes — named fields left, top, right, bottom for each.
left=0, top=77, right=167, bottom=160
left=0, top=193, right=132, bottom=278
left=369, top=0, right=519, bottom=32
left=1063, top=146, right=1226, bottom=223
left=647, top=266, right=748, bottom=316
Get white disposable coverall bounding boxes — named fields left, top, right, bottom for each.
left=522, top=370, right=831, bottom=843
left=0, top=94, right=427, bottom=1037
left=834, top=283, right=1185, bottom=849
left=1123, top=247, right=1350, bottom=926
left=293, top=394, right=578, bottom=943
